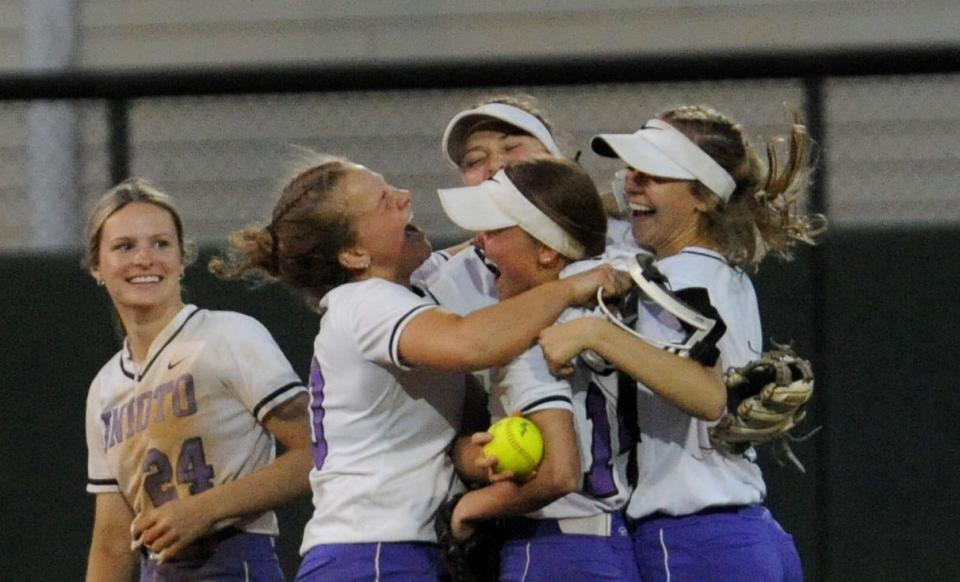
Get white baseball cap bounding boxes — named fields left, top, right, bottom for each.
left=442, top=103, right=561, bottom=168
left=591, top=118, right=736, bottom=201
left=437, top=169, right=585, bottom=260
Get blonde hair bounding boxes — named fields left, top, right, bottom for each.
left=660, top=105, right=826, bottom=270
left=83, top=178, right=194, bottom=270
left=210, top=154, right=355, bottom=303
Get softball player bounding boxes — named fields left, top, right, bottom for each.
left=425, top=96, right=639, bottom=316
left=83, top=180, right=312, bottom=581
left=439, top=158, right=641, bottom=581
left=539, top=106, right=824, bottom=581
left=212, top=154, right=627, bottom=580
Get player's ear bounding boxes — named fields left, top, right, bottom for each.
left=89, top=265, right=103, bottom=286
left=691, top=183, right=718, bottom=213
left=537, top=244, right=563, bottom=270
left=337, top=247, right=371, bottom=272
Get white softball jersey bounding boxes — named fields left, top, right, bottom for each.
left=85, top=305, right=306, bottom=535
left=626, top=246, right=767, bottom=520
left=488, top=260, right=634, bottom=520
left=605, top=217, right=641, bottom=257
left=420, top=246, right=498, bottom=316
left=300, top=278, right=466, bottom=552
left=409, top=249, right=451, bottom=292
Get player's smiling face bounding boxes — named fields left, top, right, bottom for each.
left=624, top=168, right=711, bottom=257
left=459, top=130, right=549, bottom=186
left=341, top=166, right=415, bottom=280
left=91, top=202, right=184, bottom=316
left=477, top=226, right=545, bottom=300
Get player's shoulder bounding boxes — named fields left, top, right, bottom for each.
left=188, top=308, right=275, bottom=340
left=426, top=245, right=488, bottom=279
left=558, top=257, right=604, bottom=278
left=87, top=349, right=129, bottom=406
left=330, top=278, right=423, bottom=306
left=658, top=247, right=741, bottom=286
left=90, top=349, right=124, bottom=384
left=321, top=279, right=431, bottom=327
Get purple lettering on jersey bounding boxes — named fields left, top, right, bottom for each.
left=135, top=392, right=153, bottom=432
left=584, top=382, right=617, bottom=498
left=308, top=358, right=328, bottom=470
left=177, top=437, right=215, bottom=494
left=101, top=409, right=114, bottom=450
left=109, top=407, right=124, bottom=448
left=143, top=448, right=178, bottom=506
left=152, top=381, right=174, bottom=423
left=171, top=374, right=197, bottom=417
left=122, top=399, right=136, bottom=440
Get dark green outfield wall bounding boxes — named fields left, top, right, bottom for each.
left=2, top=229, right=958, bottom=581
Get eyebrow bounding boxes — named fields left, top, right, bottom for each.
left=106, top=232, right=175, bottom=242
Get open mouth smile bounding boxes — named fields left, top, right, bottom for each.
left=127, top=275, right=162, bottom=284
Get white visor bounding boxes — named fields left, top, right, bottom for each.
left=438, top=169, right=585, bottom=260
left=442, top=103, right=561, bottom=167
left=591, top=118, right=736, bottom=202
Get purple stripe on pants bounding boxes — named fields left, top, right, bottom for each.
left=296, top=542, right=449, bottom=581
left=499, top=512, right=641, bottom=582
left=632, top=504, right=802, bottom=582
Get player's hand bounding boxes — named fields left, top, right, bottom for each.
left=563, top=265, right=632, bottom=306
left=539, top=318, right=602, bottom=377
left=130, top=495, right=215, bottom=563
left=469, top=431, right=516, bottom=483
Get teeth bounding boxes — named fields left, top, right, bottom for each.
left=629, top=202, right=654, bottom=213
left=129, top=276, right=161, bottom=284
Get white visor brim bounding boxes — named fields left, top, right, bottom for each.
left=442, top=103, right=561, bottom=167
left=591, top=119, right=736, bottom=201
left=438, top=169, right=585, bottom=260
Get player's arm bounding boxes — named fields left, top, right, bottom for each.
left=86, top=492, right=137, bottom=582
left=400, top=264, right=628, bottom=372
left=540, top=317, right=726, bottom=420
left=131, top=393, right=312, bottom=562
left=451, top=408, right=579, bottom=539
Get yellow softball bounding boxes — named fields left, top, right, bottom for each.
left=482, top=416, right=544, bottom=477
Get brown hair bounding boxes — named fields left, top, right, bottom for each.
left=504, top=155, right=607, bottom=258
left=660, top=105, right=826, bottom=270
left=83, top=178, right=193, bottom=270
left=210, top=154, right=355, bottom=303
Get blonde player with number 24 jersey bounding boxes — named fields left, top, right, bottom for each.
left=84, top=180, right=312, bottom=582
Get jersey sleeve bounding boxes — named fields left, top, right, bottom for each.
left=85, top=376, right=119, bottom=494
left=219, top=314, right=307, bottom=423
left=410, top=250, right=451, bottom=287
left=494, top=345, right=574, bottom=417
left=346, top=279, right=440, bottom=371
left=421, top=246, right=498, bottom=315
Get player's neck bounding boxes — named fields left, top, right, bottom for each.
left=356, top=264, right=408, bottom=287
left=120, top=301, right=185, bottom=363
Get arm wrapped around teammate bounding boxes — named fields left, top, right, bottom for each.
left=435, top=493, right=503, bottom=582
left=709, top=343, right=816, bottom=470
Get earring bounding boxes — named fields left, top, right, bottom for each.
left=360, top=259, right=370, bottom=270
left=97, top=279, right=105, bottom=287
